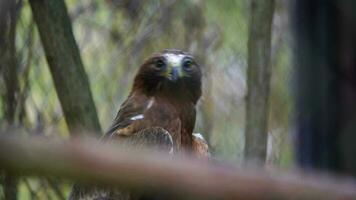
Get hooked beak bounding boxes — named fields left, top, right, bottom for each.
left=168, top=67, right=179, bottom=82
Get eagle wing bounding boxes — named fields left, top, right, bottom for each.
left=103, top=93, right=148, bottom=139
left=102, top=92, right=177, bottom=152
left=69, top=94, right=175, bottom=200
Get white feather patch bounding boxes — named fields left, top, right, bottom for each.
left=193, top=133, right=205, bottom=141
left=130, top=114, right=144, bottom=121
left=164, top=53, right=185, bottom=66
left=163, top=131, right=174, bottom=154
left=146, top=98, right=154, bottom=110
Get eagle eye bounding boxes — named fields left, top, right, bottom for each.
left=155, top=59, right=166, bottom=70
left=182, top=58, right=193, bottom=71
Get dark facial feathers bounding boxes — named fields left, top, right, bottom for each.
left=133, top=50, right=202, bottom=105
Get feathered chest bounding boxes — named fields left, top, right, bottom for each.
left=141, top=98, right=181, bottom=144
left=106, top=94, right=196, bottom=151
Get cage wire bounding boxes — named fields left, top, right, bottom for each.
left=1, top=0, right=292, bottom=198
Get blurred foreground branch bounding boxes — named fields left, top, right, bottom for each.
left=0, top=136, right=356, bottom=199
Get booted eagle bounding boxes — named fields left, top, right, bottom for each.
left=69, top=49, right=209, bottom=200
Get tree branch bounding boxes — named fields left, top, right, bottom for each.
left=0, top=135, right=356, bottom=200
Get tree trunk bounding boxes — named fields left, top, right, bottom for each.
left=293, top=0, right=356, bottom=176
left=29, top=0, right=102, bottom=136
left=244, top=0, right=275, bottom=164
left=0, top=0, right=21, bottom=199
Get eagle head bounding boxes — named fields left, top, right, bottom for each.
left=133, top=49, right=202, bottom=104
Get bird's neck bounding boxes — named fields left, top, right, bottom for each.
left=132, top=77, right=201, bottom=105
left=134, top=88, right=196, bottom=107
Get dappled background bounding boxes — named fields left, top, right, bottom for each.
left=2, top=0, right=292, bottom=198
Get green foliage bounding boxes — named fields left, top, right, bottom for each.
left=5, top=0, right=293, bottom=198
left=13, top=0, right=293, bottom=162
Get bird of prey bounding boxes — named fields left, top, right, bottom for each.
left=68, top=49, right=209, bottom=200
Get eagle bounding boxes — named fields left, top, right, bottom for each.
left=68, top=49, right=209, bottom=200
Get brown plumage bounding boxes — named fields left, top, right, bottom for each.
left=192, top=133, right=210, bottom=158
left=69, top=49, right=209, bottom=200
left=104, top=49, right=203, bottom=152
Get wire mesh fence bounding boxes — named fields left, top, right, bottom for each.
left=1, top=0, right=292, bottom=198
